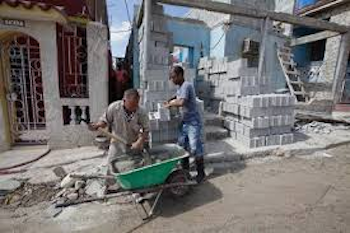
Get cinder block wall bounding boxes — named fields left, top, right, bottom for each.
left=322, top=10, right=350, bottom=84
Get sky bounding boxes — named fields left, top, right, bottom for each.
left=107, top=0, right=189, bottom=58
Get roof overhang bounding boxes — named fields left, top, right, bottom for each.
left=0, top=1, right=68, bottom=24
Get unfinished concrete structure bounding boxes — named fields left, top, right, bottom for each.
left=0, top=0, right=109, bottom=151
left=291, top=0, right=350, bottom=116
left=127, top=0, right=350, bottom=148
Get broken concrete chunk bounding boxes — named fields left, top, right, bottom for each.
left=60, top=174, right=77, bottom=188
left=55, top=189, right=67, bottom=199
left=0, top=179, right=22, bottom=196
left=53, top=167, right=67, bottom=179
left=66, top=192, right=78, bottom=201
left=74, top=180, right=85, bottom=190
left=85, top=180, right=105, bottom=198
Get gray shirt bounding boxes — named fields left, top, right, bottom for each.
left=99, top=101, right=149, bottom=156
left=176, top=81, right=201, bottom=123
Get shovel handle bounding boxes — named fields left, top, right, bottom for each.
left=97, top=127, right=128, bottom=145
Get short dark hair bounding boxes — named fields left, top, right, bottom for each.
left=123, top=88, right=140, bottom=100
left=172, top=65, right=184, bottom=77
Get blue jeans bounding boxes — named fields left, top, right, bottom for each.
left=178, top=120, right=204, bottom=157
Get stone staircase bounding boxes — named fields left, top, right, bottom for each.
left=203, top=113, right=229, bottom=141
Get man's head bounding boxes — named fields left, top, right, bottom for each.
left=169, top=65, right=184, bottom=85
left=123, top=89, right=140, bottom=112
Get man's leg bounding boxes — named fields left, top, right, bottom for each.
left=178, top=123, right=190, bottom=170
left=187, top=122, right=205, bottom=183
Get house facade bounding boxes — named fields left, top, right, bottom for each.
left=0, top=0, right=109, bottom=151
left=291, top=0, right=350, bottom=113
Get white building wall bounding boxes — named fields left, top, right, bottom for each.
left=0, top=20, right=109, bottom=150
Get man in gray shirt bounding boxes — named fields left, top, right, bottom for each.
left=90, top=89, right=150, bottom=173
left=164, top=66, right=205, bottom=183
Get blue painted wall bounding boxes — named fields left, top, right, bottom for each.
left=222, top=24, right=286, bottom=90
left=292, top=27, right=316, bottom=67
left=210, top=26, right=226, bottom=58
left=167, top=19, right=211, bottom=67
left=224, top=25, right=261, bottom=59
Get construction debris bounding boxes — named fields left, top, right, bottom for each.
left=60, top=174, right=78, bottom=188
left=52, top=167, right=67, bottom=179
left=0, top=179, right=22, bottom=196
left=0, top=182, right=57, bottom=208
left=295, top=121, right=350, bottom=134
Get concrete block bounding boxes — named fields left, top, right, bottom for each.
left=266, top=134, right=281, bottom=146
left=235, top=122, right=244, bottom=135
left=235, top=134, right=265, bottom=148
left=240, top=106, right=268, bottom=118
left=281, top=133, right=294, bottom=145
left=157, top=103, right=171, bottom=121
left=270, top=126, right=292, bottom=135
left=223, top=119, right=235, bottom=131
left=149, top=118, right=159, bottom=130
left=242, top=125, right=270, bottom=137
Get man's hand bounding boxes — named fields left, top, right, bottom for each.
left=88, top=122, right=107, bottom=131
left=131, top=139, right=144, bottom=151
left=163, top=101, right=170, bottom=108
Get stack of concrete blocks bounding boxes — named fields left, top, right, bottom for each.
left=222, top=95, right=295, bottom=148
left=138, top=3, right=173, bottom=112
left=197, top=57, right=295, bottom=148
left=148, top=104, right=181, bottom=147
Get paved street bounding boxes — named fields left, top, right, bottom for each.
left=1, top=144, right=350, bottom=233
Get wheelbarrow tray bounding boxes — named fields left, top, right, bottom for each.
left=113, top=144, right=189, bottom=190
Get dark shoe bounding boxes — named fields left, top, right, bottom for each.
left=181, top=157, right=190, bottom=170
left=195, top=157, right=205, bottom=183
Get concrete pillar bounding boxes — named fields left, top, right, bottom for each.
left=144, top=0, right=152, bottom=71
left=0, top=97, right=10, bottom=152
left=332, top=32, right=350, bottom=104
left=36, top=22, right=63, bottom=148
left=258, top=17, right=270, bottom=81
left=87, top=22, right=108, bottom=121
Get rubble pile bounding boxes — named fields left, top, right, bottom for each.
left=53, top=173, right=106, bottom=206
left=197, top=58, right=296, bottom=148
left=0, top=181, right=57, bottom=208
left=295, top=121, right=350, bottom=134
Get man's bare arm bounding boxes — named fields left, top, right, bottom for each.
left=164, top=98, right=185, bottom=108
left=88, top=121, right=107, bottom=131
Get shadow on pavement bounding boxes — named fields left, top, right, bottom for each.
left=207, top=160, right=246, bottom=180
left=154, top=181, right=222, bottom=218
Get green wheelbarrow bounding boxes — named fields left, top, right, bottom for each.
left=108, top=144, right=196, bottom=219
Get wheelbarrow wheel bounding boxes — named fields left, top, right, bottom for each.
left=165, top=169, right=191, bottom=199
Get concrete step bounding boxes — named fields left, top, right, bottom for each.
left=205, top=126, right=229, bottom=141
left=203, top=113, right=224, bottom=127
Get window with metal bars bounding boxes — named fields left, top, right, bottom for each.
left=56, top=24, right=88, bottom=98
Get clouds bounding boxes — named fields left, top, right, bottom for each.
left=110, top=21, right=131, bottom=43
